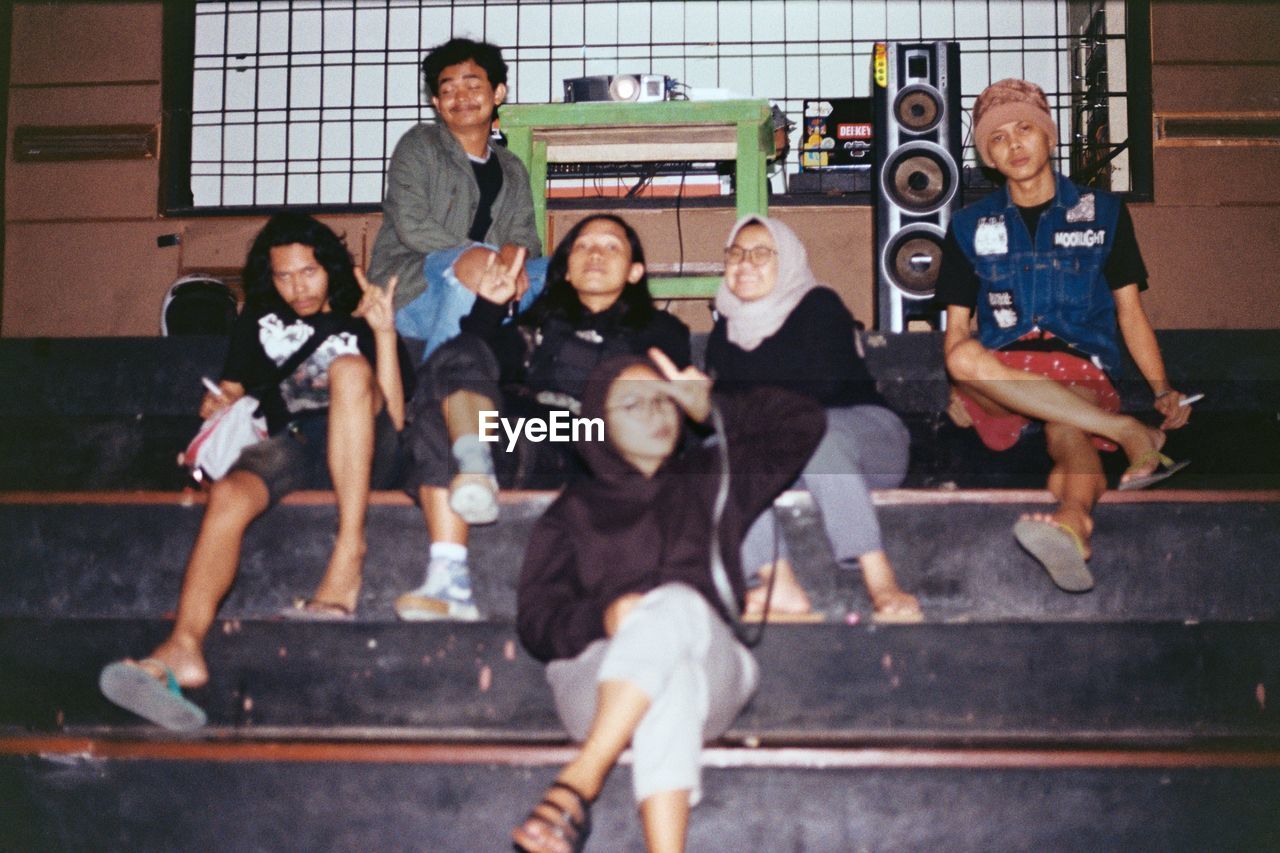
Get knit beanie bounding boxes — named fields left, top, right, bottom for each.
left=972, top=78, right=1057, bottom=167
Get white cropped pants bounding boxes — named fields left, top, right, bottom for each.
left=545, top=583, right=759, bottom=806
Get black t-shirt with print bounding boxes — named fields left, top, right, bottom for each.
left=935, top=200, right=1148, bottom=312
left=221, top=306, right=413, bottom=434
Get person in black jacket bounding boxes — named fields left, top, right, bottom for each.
left=512, top=350, right=824, bottom=853
left=707, top=215, right=921, bottom=622
left=395, top=214, right=690, bottom=621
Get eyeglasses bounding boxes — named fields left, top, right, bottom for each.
left=724, top=245, right=778, bottom=266
left=607, top=394, right=677, bottom=419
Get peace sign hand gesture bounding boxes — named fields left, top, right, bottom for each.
left=475, top=246, right=527, bottom=308
left=353, top=268, right=397, bottom=338
left=648, top=347, right=712, bottom=423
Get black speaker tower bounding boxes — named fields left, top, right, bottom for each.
left=873, top=41, right=962, bottom=331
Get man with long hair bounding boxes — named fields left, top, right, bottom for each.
left=99, top=213, right=410, bottom=729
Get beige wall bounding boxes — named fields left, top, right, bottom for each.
left=4, top=0, right=1278, bottom=336
left=1138, top=0, right=1280, bottom=328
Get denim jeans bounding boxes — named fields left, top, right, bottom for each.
left=394, top=241, right=549, bottom=361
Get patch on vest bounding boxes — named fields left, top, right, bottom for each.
left=1053, top=229, right=1107, bottom=249
left=1065, top=193, right=1096, bottom=223
left=988, top=290, right=1018, bottom=329
left=974, top=216, right=1008, bottom=256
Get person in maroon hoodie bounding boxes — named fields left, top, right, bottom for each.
left=511, top=350, right=824, bottom=852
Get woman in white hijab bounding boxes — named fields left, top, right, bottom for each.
left=706, top=215, right=921, bottom=621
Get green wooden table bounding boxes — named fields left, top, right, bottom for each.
left=501, top=99, right=774, bottom=298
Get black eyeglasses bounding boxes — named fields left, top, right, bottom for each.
left=724, top=245, right=778, bottom=266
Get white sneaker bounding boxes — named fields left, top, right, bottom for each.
left=448, top=473, right=499, bottom=525
left=395, top=557, right=481, bottom=621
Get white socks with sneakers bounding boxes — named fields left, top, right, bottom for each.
left=452, top=434, right=494, bottom=476
left=449, top=434, right=499, bottom=525
left=430, top=542, right=467, bottom=565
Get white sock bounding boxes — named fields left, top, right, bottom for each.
left=430, top=542, right=468, bottom=564
left=451, top=434, right=494, bottom=476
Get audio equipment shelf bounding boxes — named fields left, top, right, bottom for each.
left=502, top=99, right=775, bottom=299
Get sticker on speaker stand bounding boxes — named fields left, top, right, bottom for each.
left=1065, top=194, right=1096, bottom=223
left=988, top=290, right=1018, bottom=328
left=974, top=216, right=1008, bottom=256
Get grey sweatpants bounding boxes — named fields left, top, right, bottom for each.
left=545, top=583, right=759, bottom=806
left=742, top=404, right=910, bottom=574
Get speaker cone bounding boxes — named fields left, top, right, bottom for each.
left=893, top=84, right=943, bottom=133
left=896, top=83, right=947, bottom=133
left=883, top=224, right=945, bottom=297
left=882, top=141, right=958, bottom=214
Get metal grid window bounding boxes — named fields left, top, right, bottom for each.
left=183, top=0, right=1135, bottom=210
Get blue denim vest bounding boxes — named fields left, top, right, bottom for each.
left=950, top=172, right=1123, bottom=373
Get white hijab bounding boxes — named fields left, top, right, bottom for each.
left=714, top=215, right=819, bottom=351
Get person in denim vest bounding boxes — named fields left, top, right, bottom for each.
left=936, top=78, right=1191, bottom=592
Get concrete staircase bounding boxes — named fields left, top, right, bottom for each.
left=2, top=335, right=1278, bottom=850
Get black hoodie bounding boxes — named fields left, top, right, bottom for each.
left=459, top=293, right=691, bottom=402
left=515, top=355, right=825, bottom=663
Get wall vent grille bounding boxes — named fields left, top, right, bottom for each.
left=14, top=125, right=159, bottom=161
left=1155, top=114, right=1280, bottom=146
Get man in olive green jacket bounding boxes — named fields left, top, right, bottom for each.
left=369, top=38, right=546, bottom=359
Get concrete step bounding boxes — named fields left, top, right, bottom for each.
left=0, top=415, right=198, bottom=491
left=4, top=409, right=1277, bottom=492
left=4, top=739, right=1278, bottom=851
left=2, top=490, right=1277, bottom=623
left=5, top=411, right=1277, bottom=492
left=5, top=332, right=1277, bottom=417
left=5, top=619, right=1277, bottom=745
left=3, top=333, right=1277, bottom=491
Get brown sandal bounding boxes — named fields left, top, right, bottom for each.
left=512, top=780, right=593, bottom=852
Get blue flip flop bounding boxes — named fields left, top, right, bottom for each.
left=99, top=659, right=207, bottom=731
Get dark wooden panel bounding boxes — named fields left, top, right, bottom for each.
left=1152, top=1, right=1280, bottom=64
left=1154, top=147, right=1280, bottom=205
left=2, top=222, right=180, bottom=336
left=1153, top=64, right=1280, bottom=113
left=10, top=2, right=163, bottom=86
left=1131, top=205, right=1280, bottom=329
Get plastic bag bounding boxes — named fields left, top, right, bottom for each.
left=181, top=395, right=268, bottom=482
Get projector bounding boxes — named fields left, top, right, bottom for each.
left=564, top=74, right=671, bottom=103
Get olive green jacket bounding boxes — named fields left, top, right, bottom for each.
left=369, top=122, right=542, bottom=310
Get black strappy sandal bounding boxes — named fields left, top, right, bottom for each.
left=512, top=779, right=593, bottom=852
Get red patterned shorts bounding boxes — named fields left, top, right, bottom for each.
left=956, top=343, right=1121, bottom=452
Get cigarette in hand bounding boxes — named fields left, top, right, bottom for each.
left=202, top=377, right=227, bottom=399
left=1178, top=393, right=1204, bottom=408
